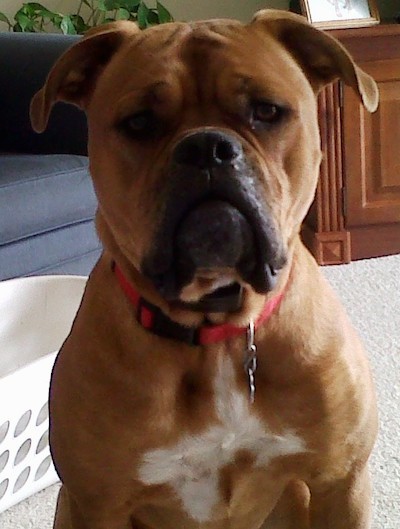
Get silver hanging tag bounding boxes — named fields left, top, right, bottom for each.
left=244, top=320, right=257, bottom=404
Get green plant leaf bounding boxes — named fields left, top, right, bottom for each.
left=109, top=0, right=140, bottom=11
left=137, top=1, right=149, bottom=29
left=50, top=12, right=62, bottom=22
left=23, top=2, right=54, bottom=15
left=60, top=15, right=77, bottom=34
left=156, top=1, right=172, bottom=23
left=0, top=12, right=11, bottom=25
left=117, top=7, right=130, bottom=20
left=15, top=5, right=29, bottom=16
left=147, top=10, right=159, bottom=25
left=14, top=11, right=33, bottom=31
left=70, top=14, right=88, bottom=33
left=96, top=0, right=109, bottom=12
left=19, top=3, right=35, bottom=15
left=124, top=0, right=141, bottom=10
left=20, top=2, right=54, bottom=23
left=104, top=0, right=120, bottom=10
left=3, top=0, right=173, bottom=32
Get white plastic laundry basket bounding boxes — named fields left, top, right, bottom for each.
left=0, top=275, right=87, bottom=513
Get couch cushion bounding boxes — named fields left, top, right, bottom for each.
left=0, top=221, right=101, bottom=281
left=0, top=154, right=97, bottom=245
left=30, top=247, right=101, bottom=277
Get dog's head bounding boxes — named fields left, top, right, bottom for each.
left=31, top=10, right=378, bottom=320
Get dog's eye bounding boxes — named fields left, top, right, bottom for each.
left=120, top=110, right=156, bottom=137
left=252, top=102, right=283, bottom=124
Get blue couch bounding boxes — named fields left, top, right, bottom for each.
left=0, top=32, right=102, bottom=281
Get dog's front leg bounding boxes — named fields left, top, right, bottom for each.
left=309, top=465, right=372, bottom=529
left=53, top=486, right=73, bottom=529
left=53, top=485, right=132, bottom=529
left=260, top=480, right=310, bottom=529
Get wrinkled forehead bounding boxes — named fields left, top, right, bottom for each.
left=95, top=20, right=311, bottom=111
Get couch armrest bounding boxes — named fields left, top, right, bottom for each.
left=0, top=32, right=88, bottom=155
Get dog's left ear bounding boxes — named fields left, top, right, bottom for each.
left=30, top=21, right=140, bottom=132
left=251, top=9, right=378, bottom=112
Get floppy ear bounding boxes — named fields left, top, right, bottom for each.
left=251, top=9, right=378, bottom=112
left=30, top=21, right=140, bottom=133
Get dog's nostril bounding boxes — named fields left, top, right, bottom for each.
left=214, top=140, right=238, bottom=163
left=174, top=131, right=242, bottom=169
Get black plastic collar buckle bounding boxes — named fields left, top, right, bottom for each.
left=137, top=297, right=200, bottom=346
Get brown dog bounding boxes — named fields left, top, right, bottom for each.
left=30, top=9, right=378, bottom=529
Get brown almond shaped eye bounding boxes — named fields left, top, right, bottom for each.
left=253, top=102, right=280, bottom=123
left=119, top=110, right=162, bottom=140
left=124, top=111, right=153, bottom=132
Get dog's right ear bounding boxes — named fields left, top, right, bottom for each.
left=30, top=21, right=140, bottom=133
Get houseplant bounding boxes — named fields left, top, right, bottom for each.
left=0, top=0, right=173, bottom=34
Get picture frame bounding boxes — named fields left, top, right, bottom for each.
left=300, top=0, right=380, bottom=30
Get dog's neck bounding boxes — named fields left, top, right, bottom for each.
left=112, top=260, right=286, bottom=346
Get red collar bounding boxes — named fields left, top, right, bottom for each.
left=114, top=263, right=284, bottom=346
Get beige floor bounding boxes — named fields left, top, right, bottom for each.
left=1, top=254, right=399, bottom=528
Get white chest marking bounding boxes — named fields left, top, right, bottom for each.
left=138, top=356, right=307, bottom=523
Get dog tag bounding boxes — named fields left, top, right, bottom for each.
left=244, top=320, right=257, bottom=404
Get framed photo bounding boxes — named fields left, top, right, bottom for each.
left=300, top=0, right=380, bottom=29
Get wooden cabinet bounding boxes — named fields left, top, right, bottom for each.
left=303, top=25, right=400, bottom=265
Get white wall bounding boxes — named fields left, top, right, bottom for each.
left=0, top=0, right=288, bottom=22
left=165, top=0, right=289, bottom=21
left=1, top=0, right=399, bottom=23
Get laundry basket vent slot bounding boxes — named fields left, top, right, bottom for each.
left=14, top=411, right=32, bottom=438
left=0, top=479, right=9, bottom=500
left=14, top=439, right=32, bottom=466
left=35, top=456, right=52, bottom=482
left=36, top=404, right=49, bottom=427
left=0, top=422, right=10, bottom=445
left=13, top=467, right=30, bottom=493
left=36, top=430, right=49, bottom=455
left=0, top=451, right=9, bottom=473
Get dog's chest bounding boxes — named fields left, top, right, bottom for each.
left=138, top=356, right=306, bottom=523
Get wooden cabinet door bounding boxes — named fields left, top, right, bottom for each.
left=343, top=58, right=400, bottom=228
left=304, top=26, right=400, bottom=264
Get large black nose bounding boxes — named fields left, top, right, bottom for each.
left=173, top=130, right=243, bottom=169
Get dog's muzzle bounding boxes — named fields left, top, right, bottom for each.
left=142, top=129, right=286, bottom=305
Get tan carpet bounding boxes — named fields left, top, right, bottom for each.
left=1, top=254, right=399, bottom=528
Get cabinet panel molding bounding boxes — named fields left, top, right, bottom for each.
left=304, top=25, right=400, bottom=264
